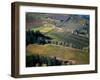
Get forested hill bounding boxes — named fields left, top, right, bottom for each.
left=26, top=30, right=52, bottom=46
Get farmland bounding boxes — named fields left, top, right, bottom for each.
left=26, top=13, right=89, bottom=67
left=26, top=44, right=89, bottom=64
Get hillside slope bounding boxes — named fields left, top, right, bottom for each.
left=26, top=44, right=89, bottom=64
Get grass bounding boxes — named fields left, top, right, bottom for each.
left=30, top=24, right=66, bottom=41
left=44, top=29, right=69, bottom=41
left=31, top=24, right=55, bottom=33
left=26, top=44, right=89, bottom=64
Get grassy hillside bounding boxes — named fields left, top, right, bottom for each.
left=26, top=13, right=89, bottom=66
left=31, top=24, right=55, bottom=33
left=26, top=44, right=89, bottom=64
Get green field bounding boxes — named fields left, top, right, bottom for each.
left=26, top=13, right=89, bottom=66
left=26, top=44, right=89, bottom=64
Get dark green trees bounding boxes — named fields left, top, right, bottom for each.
left=26, top=30, right=51, bottom=46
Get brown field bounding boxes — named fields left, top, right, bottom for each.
left=26, top=44, right=89, bottom=64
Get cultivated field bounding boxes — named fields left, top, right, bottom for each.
left=26, top=13, right=89, bottom=67
left=26, top=44, right=89, bottom=64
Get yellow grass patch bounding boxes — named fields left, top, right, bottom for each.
left=40, top=27, right=53, bottom=33
left=26, top=44, right=89, bottom=64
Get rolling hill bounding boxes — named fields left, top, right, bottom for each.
left=26, top=44, right=89, bottom=64
left=26, top=13, right=89, bottom=66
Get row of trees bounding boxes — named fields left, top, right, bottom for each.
left=26, top=30, right=86, bottom=50
left=26, top=55, right=72, bottom=67
left=26, top=30, right=51, bottom=46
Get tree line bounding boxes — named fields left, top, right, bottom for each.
left=26, top=30, right=52, bottom=46
left=26, top=55, right=74, bottom=67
